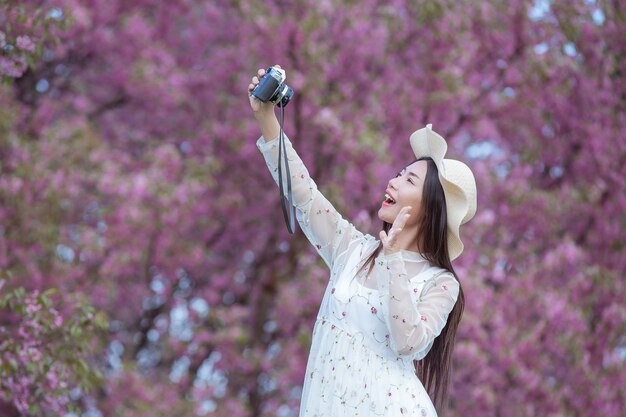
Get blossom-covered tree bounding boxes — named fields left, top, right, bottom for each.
left=1, top=0, right=624, bottom=416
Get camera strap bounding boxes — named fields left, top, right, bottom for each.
left=277, top=104, right=296, bottom=234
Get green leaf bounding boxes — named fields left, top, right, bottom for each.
left=42, top=287, right=58, bottom=297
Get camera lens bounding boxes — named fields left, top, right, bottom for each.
left=276, top=86, right=294, bottom=107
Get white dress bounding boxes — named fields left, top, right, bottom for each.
left=256, top=134, right=460, bottom=417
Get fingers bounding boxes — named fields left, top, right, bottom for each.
left=392, top=206, right=412, bottom=230
left=248, top=71, right=263, bottom=96
left=381, top=206, right=413, bottom=252
left=251, top=66, right=281, bottom=86
left=248, top=66, right=282, bottom=96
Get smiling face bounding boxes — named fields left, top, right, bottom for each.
left=377, top=160, right=428, bottom=227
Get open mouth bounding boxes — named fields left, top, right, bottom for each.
left=383, top=193, right=396, bottom=205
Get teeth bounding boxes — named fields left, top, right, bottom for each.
left=384, top=193, right=396, bottom=203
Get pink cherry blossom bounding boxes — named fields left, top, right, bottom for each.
left=1, top=0, right=624, bottom=416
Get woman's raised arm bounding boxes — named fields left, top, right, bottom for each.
left=249, top=66, right=364, bottom=269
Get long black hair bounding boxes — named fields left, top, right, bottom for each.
left=354, top=157, right=465, bottom=413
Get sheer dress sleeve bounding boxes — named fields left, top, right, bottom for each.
left=375, top=252, right=460, bottom=359
left=256, top=133, right=364, bottom=270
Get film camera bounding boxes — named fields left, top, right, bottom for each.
left=251, top=66, right=294, bottom=107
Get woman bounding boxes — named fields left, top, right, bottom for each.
left=248, top=66, right=477, bottom=417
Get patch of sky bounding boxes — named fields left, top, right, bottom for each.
left=258, top=372, right=277, bottom=395
left=97, top=220, right=107, bottom=233
left=494, top=162, right=511, bottom=179
left=289, top=385, right=303, bottom=400
left=503, top=87, right=516, bottom=98
left=243, top=250, right=255, bottom=264
left=36, top=79, right=49, bottom=93
left=190, top=297, right=209, bottom=317
left=142, top=295, right=163, bottom=310
left=69, top=387, right=82, bottom=401
left=147, top=328, right=160, bottom=342
left=277, top=404, right=296, bottom=417
left=82, top=408, right=103, bottom=417
left=265, top=341, right=281, bottom=361
left=47, top=8, right=63, bottom=20
left=177, top=268, right=191, bottom=286
left=264, top=320, right=279, bottom=334
left=56, top=244, right=75, bottom=263
left=169, top=355, right=190, bottom=383
left=106, top=340, right=124, bottom=372
left=170, top=302, right=193, bottom=341
left=601, top=345, right=626, bottom=368
left=198, top=400, right=218, bottom=415
left=528, top=0, right=551, bottom=21
left=563, top=42, right=577, bottom=57
left=549, top=165, right=564, bottom=178
left=175, top=269, right=193, bottom=298
left=534, top=42, right=549, bottom=55
left=573, top=0, right=604, bottom=26
left=137, top=345, right=161, bottom=370
left=155, top=314, right=168, bottom=331
left=591, top=8, right=605, bottom=25
left=195, top=351, right=228, bottom=397
left=150, top=274, right=166, bottom=294
left=466, top=141, right=503, bottom=160
left=179, top=141, right=192, bottom=154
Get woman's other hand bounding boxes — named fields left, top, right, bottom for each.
left=380, top=206, right=412, bottom=256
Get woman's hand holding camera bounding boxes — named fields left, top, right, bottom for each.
left=249, top=67, right=272, bottom=115
left=248, top=65, right=285, bottom=115
left=248, top=65, right=283, bottom=141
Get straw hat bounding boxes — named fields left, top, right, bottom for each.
left=409, top=124, right=477, bottom=260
